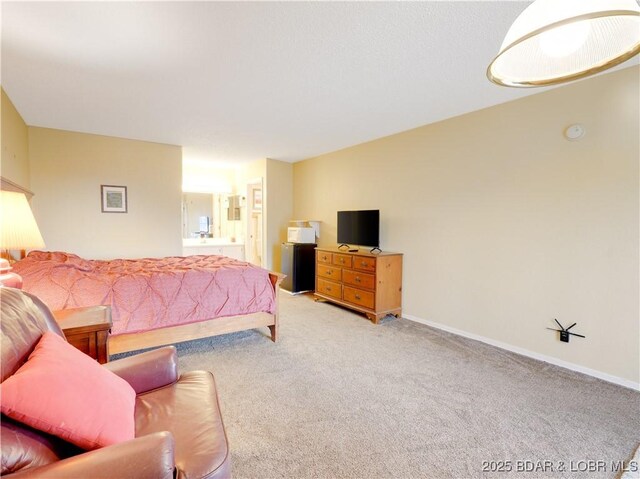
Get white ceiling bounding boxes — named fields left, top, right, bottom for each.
left=0, top=1, right=569, bottom=165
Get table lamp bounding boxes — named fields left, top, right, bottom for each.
left=0, top=190, right=46, bottom=288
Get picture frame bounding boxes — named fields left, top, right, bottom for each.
left=252, top=188, right=262, bottom=211
left=101, top=185, right=128, bottom=213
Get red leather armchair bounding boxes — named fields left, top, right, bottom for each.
left=0, top=287, right=231, bottom=478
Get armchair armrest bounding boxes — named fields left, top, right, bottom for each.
left=8, top=432, right=175, bottom=479
left=104, top=346, right=178, bottom=394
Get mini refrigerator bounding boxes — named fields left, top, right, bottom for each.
left=280, top=243, right=316, bottom=294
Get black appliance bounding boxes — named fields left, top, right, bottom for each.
left=281, top=243, right=316, bottom=294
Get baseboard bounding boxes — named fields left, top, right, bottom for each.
left=403, top=314, right=640, bottom=391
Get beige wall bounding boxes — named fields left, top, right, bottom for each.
left=29, top=127, right=183, bottom=259
left=294, top=67, right=639, bottom=385
left=182, top=160, right=235, bottom=194
left=265, top=159, right=293, bottom=272
left=1, top=88, right=30, bottom=189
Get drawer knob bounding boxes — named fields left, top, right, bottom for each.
left=326, top=287, right=332, bottom=291
left=355, top=277, right=361, bottom=283
left=361, top=261, right=367, bottom=266
left=340, top=258, right=344, bottom=263
left=327, top=271, right=332, bottom=275
left=355, top=294, right=361, bottom=300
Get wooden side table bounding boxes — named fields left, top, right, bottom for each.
left=53, top=306, right=112, bottom=364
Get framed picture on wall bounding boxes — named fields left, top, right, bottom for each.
left=101, top=185, right=128, bottom=213
left=252, top=188, right=262, bottom=211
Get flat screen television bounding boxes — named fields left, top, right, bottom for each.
left=337, top=210, right=380, bottom=249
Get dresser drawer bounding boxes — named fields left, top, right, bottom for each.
left=317, top=264, right=342, bottom=281
left=342, top=269, right=375, bottom=290
left=332, top=253, right=352, bottom=268
left=353, top=256, right=376, bottom=272
left=343, top=286, right=375, bottom=309
left=317, top=251, right=332, bottom=264
left=317, top=278, right=342, bottom=300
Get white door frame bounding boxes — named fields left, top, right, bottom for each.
left=246, top=178, right=265, bottom=267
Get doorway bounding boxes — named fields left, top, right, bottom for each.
left=246, top=180, right=263, bottom=267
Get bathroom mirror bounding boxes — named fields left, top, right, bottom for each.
left=182, top=193, right=244, bottom=239
left=182, top=193, right=214, bottom=238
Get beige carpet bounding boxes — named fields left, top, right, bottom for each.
left=169, top=293, right=639, bottom=479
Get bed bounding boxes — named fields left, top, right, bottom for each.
left=12, top=251, right=284, bottom=354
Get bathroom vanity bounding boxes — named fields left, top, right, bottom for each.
left=182, top=238, right=245, bottom=261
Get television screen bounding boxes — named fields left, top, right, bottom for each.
left=337, top=210, right=379, bottom=247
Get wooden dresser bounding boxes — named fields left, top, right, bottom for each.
left=314, top=247, right=402, bottom=323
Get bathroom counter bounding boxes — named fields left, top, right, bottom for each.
left=183, top=239, right=245, bottom=261
left=183, top=238, right=243, bottom=247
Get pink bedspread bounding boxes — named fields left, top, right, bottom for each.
left=13, top=251, right=276, bottom=336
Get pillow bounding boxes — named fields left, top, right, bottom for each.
left=25, top=251, right=94, bottom=272
left=0, top=332, right=136, bottom=450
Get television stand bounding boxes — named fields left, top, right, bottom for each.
left=338, top=244, right=350, bottom=250
left=314, top=247, right=403, bottom=324
left=370, top=247, right=381, bottom=254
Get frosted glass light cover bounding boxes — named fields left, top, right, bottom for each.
left=488, top=0, right=640, bottom=87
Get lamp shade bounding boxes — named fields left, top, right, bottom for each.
left=0, top=191, right=46, bottom=250
left=488, top=0, right=640, bottom=87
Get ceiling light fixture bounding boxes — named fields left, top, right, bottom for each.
left=487, top=0, right=640, bottom=87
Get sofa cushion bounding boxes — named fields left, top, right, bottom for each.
left=135, top=371, right=230, bottom=479
left=0, top=416, right=82, bottom=475
left=0, top=332, right=136, bottom=450
left=1, top=287, right=65, bottom=382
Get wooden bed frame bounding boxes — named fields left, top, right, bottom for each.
left=109, top=272, right=284, bottom=355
